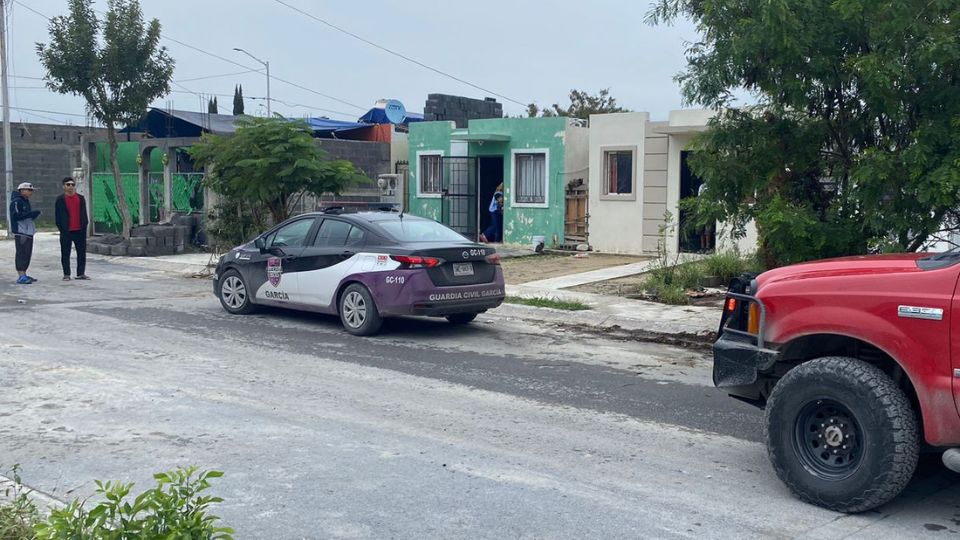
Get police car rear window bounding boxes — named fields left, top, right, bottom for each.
left=378, top=220, right=466, bottom=242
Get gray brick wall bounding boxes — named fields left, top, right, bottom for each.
left=423, top=94, right=503, bottom=128
left=1, top=123, right=108, bottom=224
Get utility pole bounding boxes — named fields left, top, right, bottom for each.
left=0, top=0, right=13, bottom=235
left=233, top=48, right=271, bottom=117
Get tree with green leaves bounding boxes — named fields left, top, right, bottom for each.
left=233, top=85, right=245, bottom=116
left=189, top=117, right=367, bottom=229
left=37, top=0, right=174, bottom=239
left=647, top=0, right=960, bottom=268
left=527, top=88, right=627, bottom=119
left=208, top=96, right=219, bottom=114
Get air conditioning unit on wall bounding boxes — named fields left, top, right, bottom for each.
left=377, top=173, right=403, bottom=211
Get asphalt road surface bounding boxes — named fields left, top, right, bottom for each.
left=1, top=250, right=958, bottom=539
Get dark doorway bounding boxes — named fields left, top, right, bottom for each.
left=679, top=151, right=715, bottom=253
left=477, top=156, right=504, bottom=241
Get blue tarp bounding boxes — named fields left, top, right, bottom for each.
left=303, top=117, right=369, bottom=135
left=358, top=107, right=424, bottom=125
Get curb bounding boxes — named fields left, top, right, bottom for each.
left=0, top=474, right=64, bottom=515
left=87, top=253, right=213, bottom=277
left=492, top=302, right=717, bottom=351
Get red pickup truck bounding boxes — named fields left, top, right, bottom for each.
left=715, top=252, right=960, bottom=512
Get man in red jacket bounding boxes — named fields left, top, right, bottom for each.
left=54, top=177, right=90, bottom=281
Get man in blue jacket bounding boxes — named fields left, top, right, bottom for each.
left=9, top=182, right=40, bottom=284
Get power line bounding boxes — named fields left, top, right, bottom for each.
left=174, top=69, right=261, bottom=83
left=272, top=0, right=528, bottom=107
left=12, top=0, right=367, bottom=112
left=10, top=106, right=88, bottom=118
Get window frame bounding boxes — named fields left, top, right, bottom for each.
left=510, top=148, right=550, bottom=209
left=600, top=145, right=638, bottom=201
left=266, top=217, right=317, bottom=248
left=312, top=218, right=356, bottom=247
left=416, top=150, right=444, bottom=198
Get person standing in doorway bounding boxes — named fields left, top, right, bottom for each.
left=9, top=182, right=40, bottom=284
left=481, top=183, right=504, bottom=243
left=55, top=177, right=90, bottom=281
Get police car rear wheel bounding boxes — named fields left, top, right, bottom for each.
left=219, top=270, right=255, bottom=314
left=339, top=284, right=382, bottom=336
left=446, top=313, right=478, bottom=325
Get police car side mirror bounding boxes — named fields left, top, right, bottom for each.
left=254, top=237, right=267, bottom=253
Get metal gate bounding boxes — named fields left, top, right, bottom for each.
left=440, top=157, right=478, bottom=240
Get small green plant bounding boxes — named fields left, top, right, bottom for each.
left=35, top=467, right=233, bottom=540
left=0, top=465, right=40, bottom=540
left=504, top=296, right=591, bottom=311
left=701, top=250, right=764, bottom=283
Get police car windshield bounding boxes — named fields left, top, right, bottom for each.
left=379, top=219, right=467, bottom=243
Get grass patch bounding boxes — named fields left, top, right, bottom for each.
left=504, top=296, right=591, bottom=311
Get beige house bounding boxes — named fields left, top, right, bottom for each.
left=587, top=109, right=757, bottom=256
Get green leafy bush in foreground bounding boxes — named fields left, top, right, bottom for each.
left=35, top=467, right=233, bottom=540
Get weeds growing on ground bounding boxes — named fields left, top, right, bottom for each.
left=505, top=296, right=592, bottom=311
left=0, top=465, right=39, bottom=540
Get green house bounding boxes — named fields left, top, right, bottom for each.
left=407, top=117, right=589, bottom=247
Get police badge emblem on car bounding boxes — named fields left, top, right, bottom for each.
left=267, top=257, right=282, bottom=287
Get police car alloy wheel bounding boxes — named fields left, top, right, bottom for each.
left=339, top=283, right=382, bottom=336
left=219, top=270, right=256, bottom=314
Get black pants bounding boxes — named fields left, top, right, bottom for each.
left=60, top=230, right=87, bottom=276
left=14, top=235, right=33, bottom=272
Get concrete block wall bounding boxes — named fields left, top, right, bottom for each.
left=424, top=94, right=503, bottom=128
left=1, top=122, right=108, bottom=224
left=316, top=139, right=390, bottom=199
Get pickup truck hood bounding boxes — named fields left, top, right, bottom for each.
left=758, top=253, right=929, bottom=287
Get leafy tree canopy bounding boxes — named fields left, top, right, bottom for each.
left=37, top=0, right=174, bottom=238
left=188, top=117, right=368, bottom=226
left=527, top=88, right=627, bottom=119
left=648, top=0, right=960, bottom=267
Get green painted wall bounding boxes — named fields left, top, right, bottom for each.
left=408, top=117, right=569, bottom=246
left=94, top=142, right=163, bottom=173
left=407, top=121, right=452, bottom=222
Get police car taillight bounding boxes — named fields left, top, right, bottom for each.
left=391, top=255, right=441, bottom=268
left=485, top=253, right=501, bottom=265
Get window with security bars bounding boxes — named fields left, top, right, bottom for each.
left=419, top=154, right=442, bottom=194
left=604, top=150, right=633, bottom=195
left=514, top=153, right=546, bottom=204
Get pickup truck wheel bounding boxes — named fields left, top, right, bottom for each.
left=764, top=356, right=919, bottom=513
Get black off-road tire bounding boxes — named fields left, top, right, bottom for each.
left=446, top=313, right=478, bottom=325
left=218, top=269, right=257, bottom=315
left=339, top=283, right=383, bottom=336
left=765, top=356, right=919, bottom=513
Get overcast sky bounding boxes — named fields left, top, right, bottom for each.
left=6, top=0, right=703, bottom=126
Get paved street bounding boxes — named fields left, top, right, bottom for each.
left=1, top=244, right=959, bottom=539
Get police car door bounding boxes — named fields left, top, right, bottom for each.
left=253, top=217, right=317, bottom=306
left=297, top=218, right=367, bottom=309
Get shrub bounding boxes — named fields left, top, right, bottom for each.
left=35, top=467, right=233, bottom=540
left=0, top=465, right=39, bottom=540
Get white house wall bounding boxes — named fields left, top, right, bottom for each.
left=587, top=112, right=650, bottom=254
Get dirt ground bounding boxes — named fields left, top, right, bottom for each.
left=501, top=252, right=726, bottom=307
left=501, top=253, right=649, bottom=285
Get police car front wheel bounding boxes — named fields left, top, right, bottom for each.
left=219, top=270, right=256, bottom=315
left=339, top=283, right=383, bottom=336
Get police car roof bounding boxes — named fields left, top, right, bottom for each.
left=307, top=210, right=430, bottom=223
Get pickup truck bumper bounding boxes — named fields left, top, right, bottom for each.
left=713, top=333, right=780, bottom=402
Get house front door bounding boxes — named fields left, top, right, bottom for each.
left=440, top=157, right=478, bottom=240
